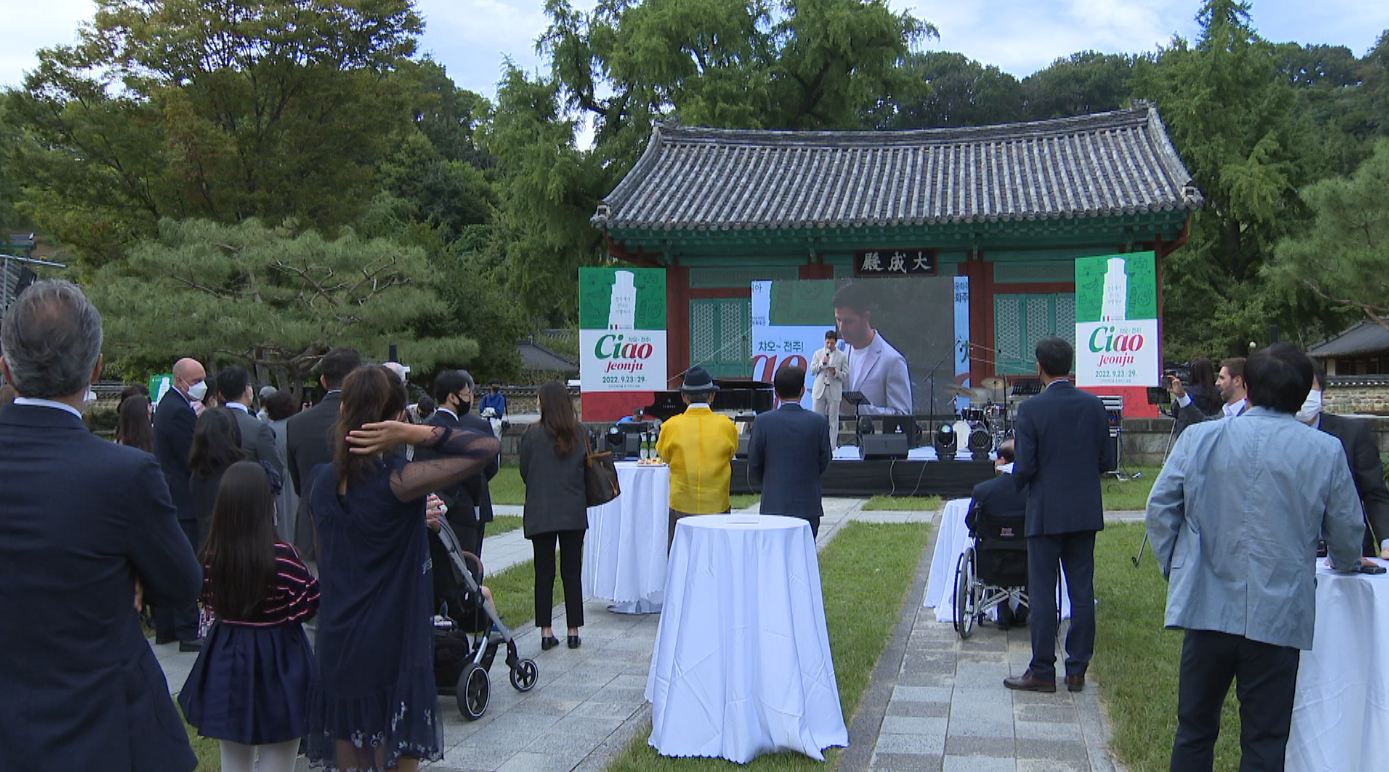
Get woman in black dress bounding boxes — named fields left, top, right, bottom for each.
left=518, top=381, right=589, bottom=651
left=305, top=365, right=498, bottom=772
left=189, top=407, right=249, bottom=548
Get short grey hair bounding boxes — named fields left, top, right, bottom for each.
left=0, top=280, right=103, bottom=398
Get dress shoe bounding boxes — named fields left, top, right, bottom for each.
left=540, top=635, right=559, bottom=651
left=178, top=639, right=202, bottom=653
left=567, top=635, right=581, bottom=649
left=1065, top=674, right=1085, bottom=692
left=1003, top=670, right=1056, bottom=693
left=155, top=633, right=176, bottom=645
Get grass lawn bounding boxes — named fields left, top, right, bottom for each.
left=605, top=521, right=932, bottom=771
left=1092, top=522, right=1239, bottom=772
left=863, top=494, right=943, bottom=511
left=489, top=514, right=522, bottom=536
left=491, top=465, right=524, bottom=506
left=729, top=493, right=759, bottom=510
left=1100, top=465, right=1163, bottom=510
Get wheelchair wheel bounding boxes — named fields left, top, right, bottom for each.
left=954, top=547, right=977, bottom=639
left=456, top=663, right=490, bottom=720
left=509, top=658, right=539, bottom=692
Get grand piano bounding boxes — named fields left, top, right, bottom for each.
left=641, top=378, right=775, bottom=420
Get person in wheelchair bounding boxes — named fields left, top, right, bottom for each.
left=966, top=440, right=1030, bottom=629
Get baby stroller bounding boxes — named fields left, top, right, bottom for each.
left=952, top=504, right=1033, bottom=639
left=431, top=520, right=539, bottom=720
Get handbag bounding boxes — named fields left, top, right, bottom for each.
left=583, top=432, right=621, bottom=507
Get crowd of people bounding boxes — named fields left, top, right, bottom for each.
left=0, top=280, right=599, bottom=772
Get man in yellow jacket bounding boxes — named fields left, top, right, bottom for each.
left=657, top=366, right=739, bottom=549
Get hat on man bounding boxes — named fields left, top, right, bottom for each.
left=680, top=366, right=719, bottom=394
left=258, top=385, right=278, bottom=401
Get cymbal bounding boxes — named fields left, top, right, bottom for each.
left=942, top=384, right=991, bottom=402
left=980, top=377, right=1007, bottom=391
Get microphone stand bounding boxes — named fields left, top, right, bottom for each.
left=923, top=350, right=953, bottom=444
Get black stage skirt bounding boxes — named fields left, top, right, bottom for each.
left=179, top=620, right=317, bottom=745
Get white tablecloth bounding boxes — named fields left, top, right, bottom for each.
left=923, top=498, right=1070, bottom=623
left=646, top=515, right=848, bottom=763
left=583, top=462, right=670, bottom=609
left=1286, top=558, right=1389, bottom=771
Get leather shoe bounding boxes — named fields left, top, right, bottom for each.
left=178, top=639, right=202, bottom=653
left=540, top=635, right=559, bottom=651
left=155, top=633, right=176, bottom=645
left=1065, top=674, right=1085, bottom=692
left=1003, top=670, right=1056, bottom=693
left=567, top=635, right=581, bottom=649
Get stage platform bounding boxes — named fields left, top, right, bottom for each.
left=730, top=455, right=996, bottom=499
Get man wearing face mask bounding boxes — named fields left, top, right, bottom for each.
left=965, top=440, right=1030, bottom=629
left=1301, top=361, right=1389, bottom=559
left=420, top=369, right=498, bottom=557
left=152, top=356, right=207, bottom=651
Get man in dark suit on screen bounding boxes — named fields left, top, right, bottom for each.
left=419, top=369, right=499, bottom=556
left=1006, top=337, right=1115, bottom=693
left=748, top=364, right=832, bottom=537
left=286, top=346, right=361, bottom=561
left=1302, top=362, right=1389, bottom=558
left=0, top=281, right=202, bottom=771
left=152, top=354, right=207, bottom=650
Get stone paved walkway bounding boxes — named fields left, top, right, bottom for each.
left=154, top=499, right=1130, bottom=771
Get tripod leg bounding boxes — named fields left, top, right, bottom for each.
left=1131, top=532, right=1149, bottom=567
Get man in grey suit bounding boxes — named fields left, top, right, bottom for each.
left=748, top=365, right=832, bottom=537
left=286, top=347, right=361, bottom=560
left=215, top=365, right=283, bottom=479
left=833, top=282, right=912, bottom=417
left=1147, top=344, right=1363, bottom=770
left=809, top=330, right=848, bottom=449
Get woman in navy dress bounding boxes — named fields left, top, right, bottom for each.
left=305, top=365, right=499, bottom=772
left=180, top=460, right=320, bottom=772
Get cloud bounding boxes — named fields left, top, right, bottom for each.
left=0, top=0, right=93, bottom=88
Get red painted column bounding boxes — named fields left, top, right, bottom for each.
left=666, top=263, right=690, bottom=390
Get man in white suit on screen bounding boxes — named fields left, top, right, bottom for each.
left=809, top=330, right=849, bottom=449
left=834, top=282, right=912, bottom=417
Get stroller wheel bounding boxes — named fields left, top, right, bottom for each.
left=456, top=663, right=490, bottom=720
left=510, top=658, right=539, bottom=692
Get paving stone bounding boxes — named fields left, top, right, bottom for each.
left=885, top=699, right=951, bottom=718
left=947, top=716, right=1014, bottom=738
left=879, top=715, right=947, bottom=736
left=874, top=731, right=946, bottom=756
left=871, top=751, right=944, bottom=770
left=890, top=685, right=953, bottom=703
left=504, top=697, right=582, bottom=717
left=945, top=735, right=1014, bottom=756
left=568, top=699, right=643, bottom=721
left=943, top=753, right=1016, bottom=771
left=1013, top=702, right=1080, bottom=724
left=1018, top=759, right=1088, bottom=772
left=895, top=670, right=957, bottom=688
left=494, top=752, right=577, bottom=772
left=1014, top=720, right=1083, bottom=741
left=1014, top=737, right=1093, bottom=765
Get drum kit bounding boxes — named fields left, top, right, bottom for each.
left=942, top=376, right=1015, bottom=454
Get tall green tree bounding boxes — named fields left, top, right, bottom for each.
left=89, top=218, right=478, bottom=396
left=1021, top=51, right=1140, bottom=120
left=489, top=0, right=933, bottom=320
left=8, top=0, right=423, bottom=266
left=1267, top=139, right=1389, bottom=336
left=1134, top=0, right=1320, bottom=358
left=878, top=52, right=1023, bottom=129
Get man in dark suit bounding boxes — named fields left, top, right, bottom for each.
left=286, top=346, right=361, bottom=561
left=748, top=364, right=832, bottom=537
left=967, top=440, right=1030, bottom=628
left=1168, top=357, right=1248, bottom=436
left=419, top=369, right=499, bottom=556
left=1007, top=337, right=1115, bottom=693
left=152, top=354, right=207, bottom=650
left=1303, top=362, right=1389, bottom=558
left=0, top=280, right=202, bottom=771
left=216, top=364, right=283, bottom=479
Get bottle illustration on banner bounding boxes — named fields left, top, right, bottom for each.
left=608, top=270, right=637, bottom=329
left=1100, top=257, right=1128, bottom=322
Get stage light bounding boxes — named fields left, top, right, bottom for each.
left=968, top=428, right=992, bottom=460
left=933, top=423, right=957, bottom=458
left=857, top=416, right=876, bottom=435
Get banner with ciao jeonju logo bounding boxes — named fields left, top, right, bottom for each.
left=1074, top=251, right=1159, bottom=387
left=579, top=267, right=667, bottom=393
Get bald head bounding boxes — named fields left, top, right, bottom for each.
left=173, top=358, right=206, bottom=400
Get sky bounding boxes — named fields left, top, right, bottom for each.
left=3, top=1, right=1387, bottom=100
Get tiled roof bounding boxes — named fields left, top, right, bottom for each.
left=593, top=106, right=1202, bottom=234
left=1309, top=319, right=1389, bottom=358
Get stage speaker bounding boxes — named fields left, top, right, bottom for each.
left=736, top=434, right=750, bottom=459
left=861, top=434, right=908, bottom=460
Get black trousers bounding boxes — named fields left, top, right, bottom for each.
left=154, top=517, right=201, bottom=642
left=1171, top=629, right=1300, bottom=772
left=532, top=529, right=585, bottom=630
left=1026, top=531, right=1096, bottom=680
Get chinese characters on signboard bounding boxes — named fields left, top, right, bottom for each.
left=853, top=249, right=937, bottom=277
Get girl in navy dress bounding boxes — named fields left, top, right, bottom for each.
left=180, top=460, right=320, bottom=772
left=305, top=365, right=499, bottom=771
